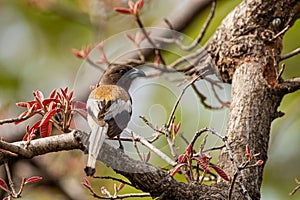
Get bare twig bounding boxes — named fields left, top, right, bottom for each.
left=0, top=114, right=31, bottom=125
left=86, top=56, right=106, bottom=72
left=166, top=75, right=202, bottom=129
left=280, top=47, right=300, bottom=61
left=92, top=176, right=134, bottom=187
left=289, top=178, right=300, bottom=196
left=130, top=131, right=144, bottom=161
left=135, top=16, right=166, bottom=66
left=273, top=25, right=290, bottom=40
left=210, top=84, right=230, bottom=108
left=125, top=129, right=176, bottom=167
left=85, top=182, right=150, bottom=199
left=160, top=0, right=215, bottom=51
left=276, top=63, right=285, bottom=81
left=192, top=83, right=223, bottom=109
left=4, top=162, right=16, bottom=197
left=139, top=116, right=166, bottom=135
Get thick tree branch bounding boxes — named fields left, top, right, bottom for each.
left=0, top=130, right=85, bottom=165
left=276, top=77, right=300, bottom=94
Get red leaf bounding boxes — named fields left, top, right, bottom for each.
left=177, top=154, right=187, bottom=163
left=255, top=160, right=264, bottom=166
left=170, top=163, right=186, bottom=176
left=192, top=157, right=211, bottom=173
left=39, top=109, right=58, bottom=127
left=173, top=122, right=181, bottom=138
left=25, top=176, right=43, bottom=184
left=245, top=144, right=252, bottom=159
left=114, top=7, right=132, bottom=14
left=72, top=46, right=91, bottom=59
left=23, top=132, right=29, bottom=141
left=117, top=183, right=125, bottom=192
left=33, top=90, right=44, bottom=103
left=0, top=178, right=8, bottom=192
left=185, top=144, right=193, bottom=155
left=211, top=165, right=229, bottom=181
left=49, top=89, right=57, bottom=99
left=126, top=33, right=135, bottom=43
left=136, top=0, right=144, bottom=10
left=16, top=102, right=28, bottom=107
left=68, top=90, right=74, bottom=101
left=24, top=121, right=41, bottom=140
left=40, top=121, right=52, bottom=138
left=42, top=98, right=59, bottom=107
left=128, top=0, right=135, bottom=10
left=60, top=88, right=67, bottom=99
left=82, top=178, right=91, bottom=189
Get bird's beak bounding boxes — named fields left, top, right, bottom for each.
left=127, top=68, right=145, bottom=79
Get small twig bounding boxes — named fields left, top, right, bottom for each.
left=289, top=178, right=300, bottom=196
left=203, top=144, right=226, bottom=153
left=161, top=0, right=215, bottom=51
left=166, top=75, right=202, bottom=129
left=180, top=134, right=190, bottom=146
left=192, top=84, right=222, bottom=109
left=276, top=63, right=285, bottom=81
left=273, top=25, right=290, bottom=40
left=199, top=170, right=207, bottom=185
left=130, top=131, right=143, bottom=161
left=4, top=162, right=17, bottom=196
left=180, top=0, right=216, bottom=51
left=125, top=129, right=176, bottom=167
left=86, top=183, right=150, bottom=199
left=280, top=47, right=300, bottom=61
left=210, top=84, right=230, bottom=108
left=0, top=115, right=31, bottom=125
left=169, top=47, right=207, bottom=69
left=139, top=116, right=166, bottom=135
left=135, top=16, right=166, bottom=66
left=92, top=176, right=134, bottom=188
left=228, top=172, right=238, bottom=200
left=86, top=56, right=105, bottom=72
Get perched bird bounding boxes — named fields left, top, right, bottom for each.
left=84, top=65, right=145, bottom=176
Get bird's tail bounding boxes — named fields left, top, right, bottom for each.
left=84, top=124, right=108, bottom=176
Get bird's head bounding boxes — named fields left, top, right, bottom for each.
left=100, top=66, right=145, bottom=90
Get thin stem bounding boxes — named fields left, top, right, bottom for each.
left=280, top=47, right=300, bottom=61
left=135, top=16, right=166, bottom=66
left=4, top=162, right=17, bottom=196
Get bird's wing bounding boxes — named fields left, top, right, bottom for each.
left=85, top=98, right=108, bottom=176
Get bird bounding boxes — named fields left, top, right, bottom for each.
left=84, top=65, right=145, bottom=176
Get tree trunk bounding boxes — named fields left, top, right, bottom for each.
left=206, top=0, right=300, bottom=198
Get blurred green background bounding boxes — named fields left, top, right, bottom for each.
left=0, top=0, right=299, bottom=199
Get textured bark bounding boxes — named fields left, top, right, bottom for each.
left=206, top=0, right=300, bottom=199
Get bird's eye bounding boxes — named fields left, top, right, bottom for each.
left=117, top=69, right=126, bottom=74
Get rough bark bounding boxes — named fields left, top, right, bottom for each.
left=206, top=0, right=300, bottom=199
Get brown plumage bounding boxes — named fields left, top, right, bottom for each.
left=84, top=66, right=145, bottom=176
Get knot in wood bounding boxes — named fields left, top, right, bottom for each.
left=230, top=43, right=248, bottom=57
left=260, top=30, right=275, bottom=42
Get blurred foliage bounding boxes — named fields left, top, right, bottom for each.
left=0, top=0, right=299, bottom=199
